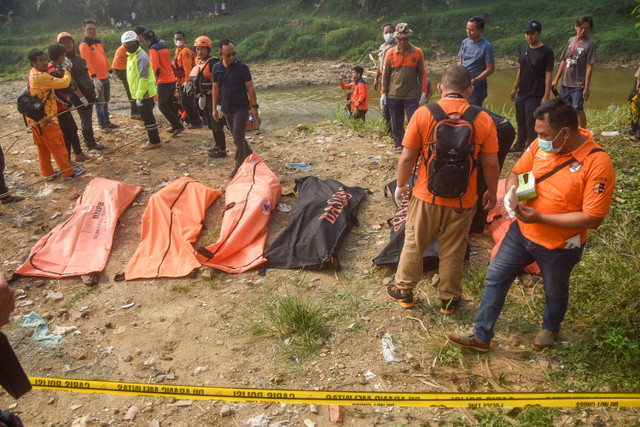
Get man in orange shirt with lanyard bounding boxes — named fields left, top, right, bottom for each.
left=387, top=65, right=499, bottom=314
left=447, top=97, right=615, bottom=352
left=173, top=31, right=202, bottom=128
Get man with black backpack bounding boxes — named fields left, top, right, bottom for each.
left=387, top=65, right=499, bottom=314
left=447, top=98, right=615, bottom=352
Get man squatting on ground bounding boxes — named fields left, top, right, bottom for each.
left=339, top=66, right=369, bottom=121
left=122, top=31, right=161, bottom=147
left=447, top=97, right=615, bottom=352
left=212, top=39, right=260, bottom=178
left=57, top=32, right=106, bottom=151
left=380, top=23, right=430, bottom=151
left=387, top=65, right=500, bottom=314
left=374, top=23, right=397, bottom=134
left=143, top=29, right=185, bottom=138
left=552, top=15, right=596, bottom=130
left=458, top=16, right=495, bottom=107
left=27, top=49, right=83, bottom=180
left=79, top=20, right=119, bottom=134
left=509, top=20, right=554, bottom=154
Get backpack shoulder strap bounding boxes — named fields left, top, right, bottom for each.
left=459, top=105, right=482, bottom=124
left=536, top=148, right=605, bottom=184
left=425, top=102, right=447, bottom=122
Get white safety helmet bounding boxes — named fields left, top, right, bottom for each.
left=121, top=31, right=138, bottom=44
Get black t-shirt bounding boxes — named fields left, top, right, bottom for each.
left=212, top=59, right=252, bottom=113
left=517, top=44, right=554, bottom=99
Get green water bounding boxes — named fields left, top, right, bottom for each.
left=258, top=68, right=636, bottom=130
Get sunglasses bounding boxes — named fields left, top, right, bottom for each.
left=222, top=51, right=237, bottom=58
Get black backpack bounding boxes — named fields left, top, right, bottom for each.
left=424, top=103, right=481, bottom=202
left=17, top=87, right=50, bottom=124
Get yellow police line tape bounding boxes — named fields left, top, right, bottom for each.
left=30, top=377, right=640, bottom=408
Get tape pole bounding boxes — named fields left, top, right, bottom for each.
left=29, top=378, right=640, bottom=408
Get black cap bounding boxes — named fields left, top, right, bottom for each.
left=142, top=29, right=156, bottom=41
left=524, top=20, right=542, bottom=33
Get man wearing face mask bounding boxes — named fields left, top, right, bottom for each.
left=122, top=31, right=160, bottom=148
left=112, top=38, right=141, bottom=120
left=173, top=31, right=202, bottom=128
left=447, top=97, right=615, bottom=353
left=374, top=23, right=396, bottom=134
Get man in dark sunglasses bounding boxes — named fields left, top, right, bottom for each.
left=211, top=39, right=259, bottom=178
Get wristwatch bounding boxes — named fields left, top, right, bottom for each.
left=252, top=104, right=259, bottom=108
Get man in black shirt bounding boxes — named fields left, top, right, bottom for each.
left=212, top=39, right=260, bottom=178
left=509, top=21, right=554, bottom=154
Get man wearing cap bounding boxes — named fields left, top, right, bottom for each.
left=380, top=23, right=430, bottom=151
left=79, top=20, right=119, bottom=134
left=143, top=30, right=185, bottom=137
left=458, top=16, right=495, bottom=107
left=509, top=20, right=554, bottom=154
left=552, top=16, right=596, bottom=129
left=57, top=32, right=106, bottom=151
left=374, top=23, right=397, bottom=134
left=122, top=31, right=161, bottom=148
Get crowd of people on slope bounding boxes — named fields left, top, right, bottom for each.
left=3, top=13, right=619, bottom=355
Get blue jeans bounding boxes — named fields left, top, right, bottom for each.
left=560, top=86, right=585, bottom=111
left=95, top=78, right=111, bottom=129
left=468, top=82, right=488, bottom=107
left=473, top=221, right=585, bottom=343
left=388, top=97, right=419, bottom=147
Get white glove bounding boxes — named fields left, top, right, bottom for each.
left=79, top=96, right=88, bottom=105
left=394, top=184, right=407, bottom=207
left=198, top=95, right=206, bottom=110
left=380, top=94, right=387, bottom=109
left=136, top=99, right=143, bottom=107
left=182, top=82, right=190, bottom=92
left=503, top=184, right=518, bottom=218
left=93, top=77, right=103, bottom=91
left=419, top=92, right=427, bottom=105
left=64, top=58, right=73, bottom=70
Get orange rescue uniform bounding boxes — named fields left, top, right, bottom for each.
left=512, top=130, right=615, bottom=250
left=112, top=45, right=128, bottom=71
left=27, top=68, right=75, bottom=178
left=381, top=45, right=428, bottom=99
left=78, top=37, right=111, bottom=80
left=148, top=41, right=176, bottom=84
left=403, top=98, right=498, bottom=208
left=339, top=78, right=369, bottom=113
left=173, top=44, right=195, bottom=85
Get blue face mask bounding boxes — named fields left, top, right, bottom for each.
left=538, top=129, right=566, bottom=153
left=384, top=33, right=395, bottom=43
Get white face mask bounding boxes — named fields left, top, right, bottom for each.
left=174, top=40, right=184, bottom=47
left=383, top=33, right=395, bottom=43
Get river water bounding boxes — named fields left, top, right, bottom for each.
left=258, top=68, right=636, bottom=130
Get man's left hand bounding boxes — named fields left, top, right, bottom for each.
left=394, top=183, right=409, bottom=207
left=482, top=190, right=497, bottom=211
left=515, top=204, right=543, bottom=223
left=251, top=106, right=259, bottom=121
left=583, top=87, right=590, bottom=102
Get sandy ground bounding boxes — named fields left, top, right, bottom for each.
left=0, top=64, right=638, bottom=426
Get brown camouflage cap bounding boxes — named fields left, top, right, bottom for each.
left=394, top=23, right=413, bottom=39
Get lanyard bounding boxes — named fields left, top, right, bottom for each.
left=569, top=38, right=584, bottom=57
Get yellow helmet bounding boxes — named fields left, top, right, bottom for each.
left=194, top=36, right=212, bottom=48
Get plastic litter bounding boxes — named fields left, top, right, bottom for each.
left=364, top=370, right=377, bottom=380
left=289, top=162, right=314, bottom=172
left=121, top=302, right=135, bottom=309
left=381, top=332, right=402, bottom=363
left=276, top=203, right=292, bottom=213
left=601, top=131, right=619, bottom=137
left=18, top=311, right=64, bottom=347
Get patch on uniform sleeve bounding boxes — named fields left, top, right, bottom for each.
left=593, top=182, right=605, bottom=193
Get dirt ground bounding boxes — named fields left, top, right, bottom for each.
left=0, top=62, right=638, bottom=426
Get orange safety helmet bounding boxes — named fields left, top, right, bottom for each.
left=194, top=36, right=212, bottom=49
left=57, top=32, right=73, bottom=43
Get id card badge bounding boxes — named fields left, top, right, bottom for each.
left=565, top=59, right=572, bottom=68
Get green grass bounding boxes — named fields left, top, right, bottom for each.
left=61, top=286, right=97, bottom=309
left=2, top=0, right=640, bottom=81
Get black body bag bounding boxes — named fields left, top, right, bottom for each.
left=373, top=177, right=439, bottom=271
left=265, top=176, right=365, bottom=270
